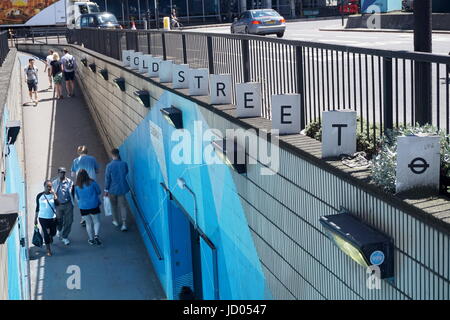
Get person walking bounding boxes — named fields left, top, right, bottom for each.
left=44, top=49, right=54, bottom=89
left=75, top=169, right=102, bottom=246
left=104, top=148, right=130, bottom=231
left=50, top=52, right=64, bottom=100
left=61, top=48, right=77, bottom=97
left=24, top=58, right=39, bottom=105
left=71, top=145, right=99, bottom=226
left=52, top=167, right=74, bottom=245
left=34, top=180, right=58, bottom=256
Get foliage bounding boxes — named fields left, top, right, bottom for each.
left=371, top=124, right=450, bottom=193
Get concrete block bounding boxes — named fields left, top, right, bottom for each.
left=322, top=110, right=357, bottom=158
left=210, top=74, right=232, bottom=105
left=172, top=64, right=189, bottom=89
left=236, top=82, right=262, bottom=118
left=159, top=60, right=173, bottom=83
left=271, top=94, right=301, bottom=135
left=188, top=68, right=209, bottom=96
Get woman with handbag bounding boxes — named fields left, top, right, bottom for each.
left=75, top=169, right=102, bottom=245
left=34, top=180, right=58, bottom=256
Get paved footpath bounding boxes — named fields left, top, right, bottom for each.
left=20, top=53, right=165, bottom=300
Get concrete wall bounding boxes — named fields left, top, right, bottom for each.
left=0, top=49, right=29, bottom=300
left=19, top=43, right=450, bottom=300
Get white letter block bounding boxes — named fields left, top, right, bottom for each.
left=122, top=50, right=134, bottom=67
left=189, top=68, right=209, bottom=96
left=322, top=110, right=357, bottom=158
left=236, top=82, right=262, bottom=118
left=271, top=94, right=301, bottom=135
left=172, top=64, right=189, bottom=89
left=130, top=52, right=143, bottom=70
left=210, top=74, right=232, bottom=105
left=159, top=60, right=173, bottom=83
left=396, top=135, right=440, bottom=193
left=148, top=56, right=162, bottom=78
left=139, top=54, right=152, bottom=73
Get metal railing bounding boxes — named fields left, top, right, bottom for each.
left=67, top=28, right=450, bottom=145
left=0, top=31, right=9, bottom=67
left=9, top=27, right=68, bottom=46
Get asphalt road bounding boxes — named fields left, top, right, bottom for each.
left=189, top=19, right=450, bottom=55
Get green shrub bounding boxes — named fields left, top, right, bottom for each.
left=370, top=124, right=450, bottom=193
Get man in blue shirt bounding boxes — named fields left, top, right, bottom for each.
left=104, top=148, right=130, bottom=231
left=52, top=167, right=74, bottom=245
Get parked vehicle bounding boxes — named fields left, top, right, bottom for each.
left=231, top=9, right=286, bottom=38
left=76, top=12, right=120, bottom=29
left=402, top=0, right=414, bottom=12
left=0, top=1, right=100, bottom=29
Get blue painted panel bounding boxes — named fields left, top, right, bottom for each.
left=118, top=89, right=268, bottom=300
left=362, top=0, right=402, bottom=12
left=3, top=107, right=27, bottom=300
left=169, top=200, right=194, bottom=300
left=200, top=238, right=215, bottom=300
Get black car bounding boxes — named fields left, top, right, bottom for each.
left=76, top=12, right=120, bottom=29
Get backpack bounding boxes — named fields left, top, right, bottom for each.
left=66, top=57, right=74, bottom=69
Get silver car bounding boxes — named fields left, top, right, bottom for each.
left=231, top=9, right=286, bottom=38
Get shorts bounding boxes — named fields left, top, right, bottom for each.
left=80, top=207, right=101, bottom=216
left=64, top=71, right=75, bottom=81
left=27, top=80, right=37, bottom=91
left=53, top=72, right=63, bottom=84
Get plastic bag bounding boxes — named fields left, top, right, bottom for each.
left=32, top=226, right=43, bottom=247
left=103, top=196, right=112, bottom=217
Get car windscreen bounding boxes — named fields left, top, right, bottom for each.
left=88, top=4, right=100, bottom=13
left=251, top=10, right=280, bottom=18
left=98, top=14, right=118, bottom=24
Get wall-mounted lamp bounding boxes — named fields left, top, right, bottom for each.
left=160, top=107, right=183, bottom=129
left=320, top=212, right=394, bottom=280
left=0, top=193, right=19, bottom=244
left=211, top=138, right=247, bottom=174
left=99, top=69, right=109, bottom=80
left=81, top=58, right=88, bottom=67
left=133, top=90, right=151, bottom=108
left=6, top=120, right=21, bottom=145
left=113, top=77, right=126, bottom=91
left=89, top=63, right=96, bottom=73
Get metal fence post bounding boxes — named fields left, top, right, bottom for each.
left=207, top=36, right=214, bottom=74
left=182, top=34, right=187, bottom=64
left=241, top=39, right=250, bottom=83
left=383, top=57, right=393, bottom=133
left=161, top=32, right=167, bottom=60
left=296, top=46, right=306, bottom=130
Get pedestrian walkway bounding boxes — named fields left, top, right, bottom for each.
left=19, top=53, right=165, bottom=300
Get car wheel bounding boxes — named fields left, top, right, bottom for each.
left=276, top=32, right=284, bottom=38
left=244, top=26, right=249, bottom=34
left=231, top=26, right=234, bottom=34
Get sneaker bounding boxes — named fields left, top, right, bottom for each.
left=121, top=224, right=128, bottom=232
left=80, top=220, right=86, bottom=227
left=88, top=239, right=95, bottom=245
left=112, top=220, right=119, bottom=227
left=62, top=238, right=70, bottom=245
left=94, top=236, right=102, bottom=245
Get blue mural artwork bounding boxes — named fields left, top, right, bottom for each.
left=118, top=88, right=272, bottom=300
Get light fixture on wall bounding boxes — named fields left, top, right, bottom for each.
left=0, top=193, right=19, bottom=245
left=133, top=90, right=151, bottom=108
left=211, top=138, right=247, bottom=174
left=89, top=63, right=96, bottom=73
left=160, top=106, right=183, bottom=129
left=320, top=212, right=394, bottom=280
left=6, top=120, right=21, bottom=145
left=81, top=57, right=88, bottom=67
left=113, top=77, right=126, bottom=91
left=99, top=69, right=109, bottom=81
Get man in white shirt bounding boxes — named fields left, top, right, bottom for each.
left=43, top=49, right=54, bottom=89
